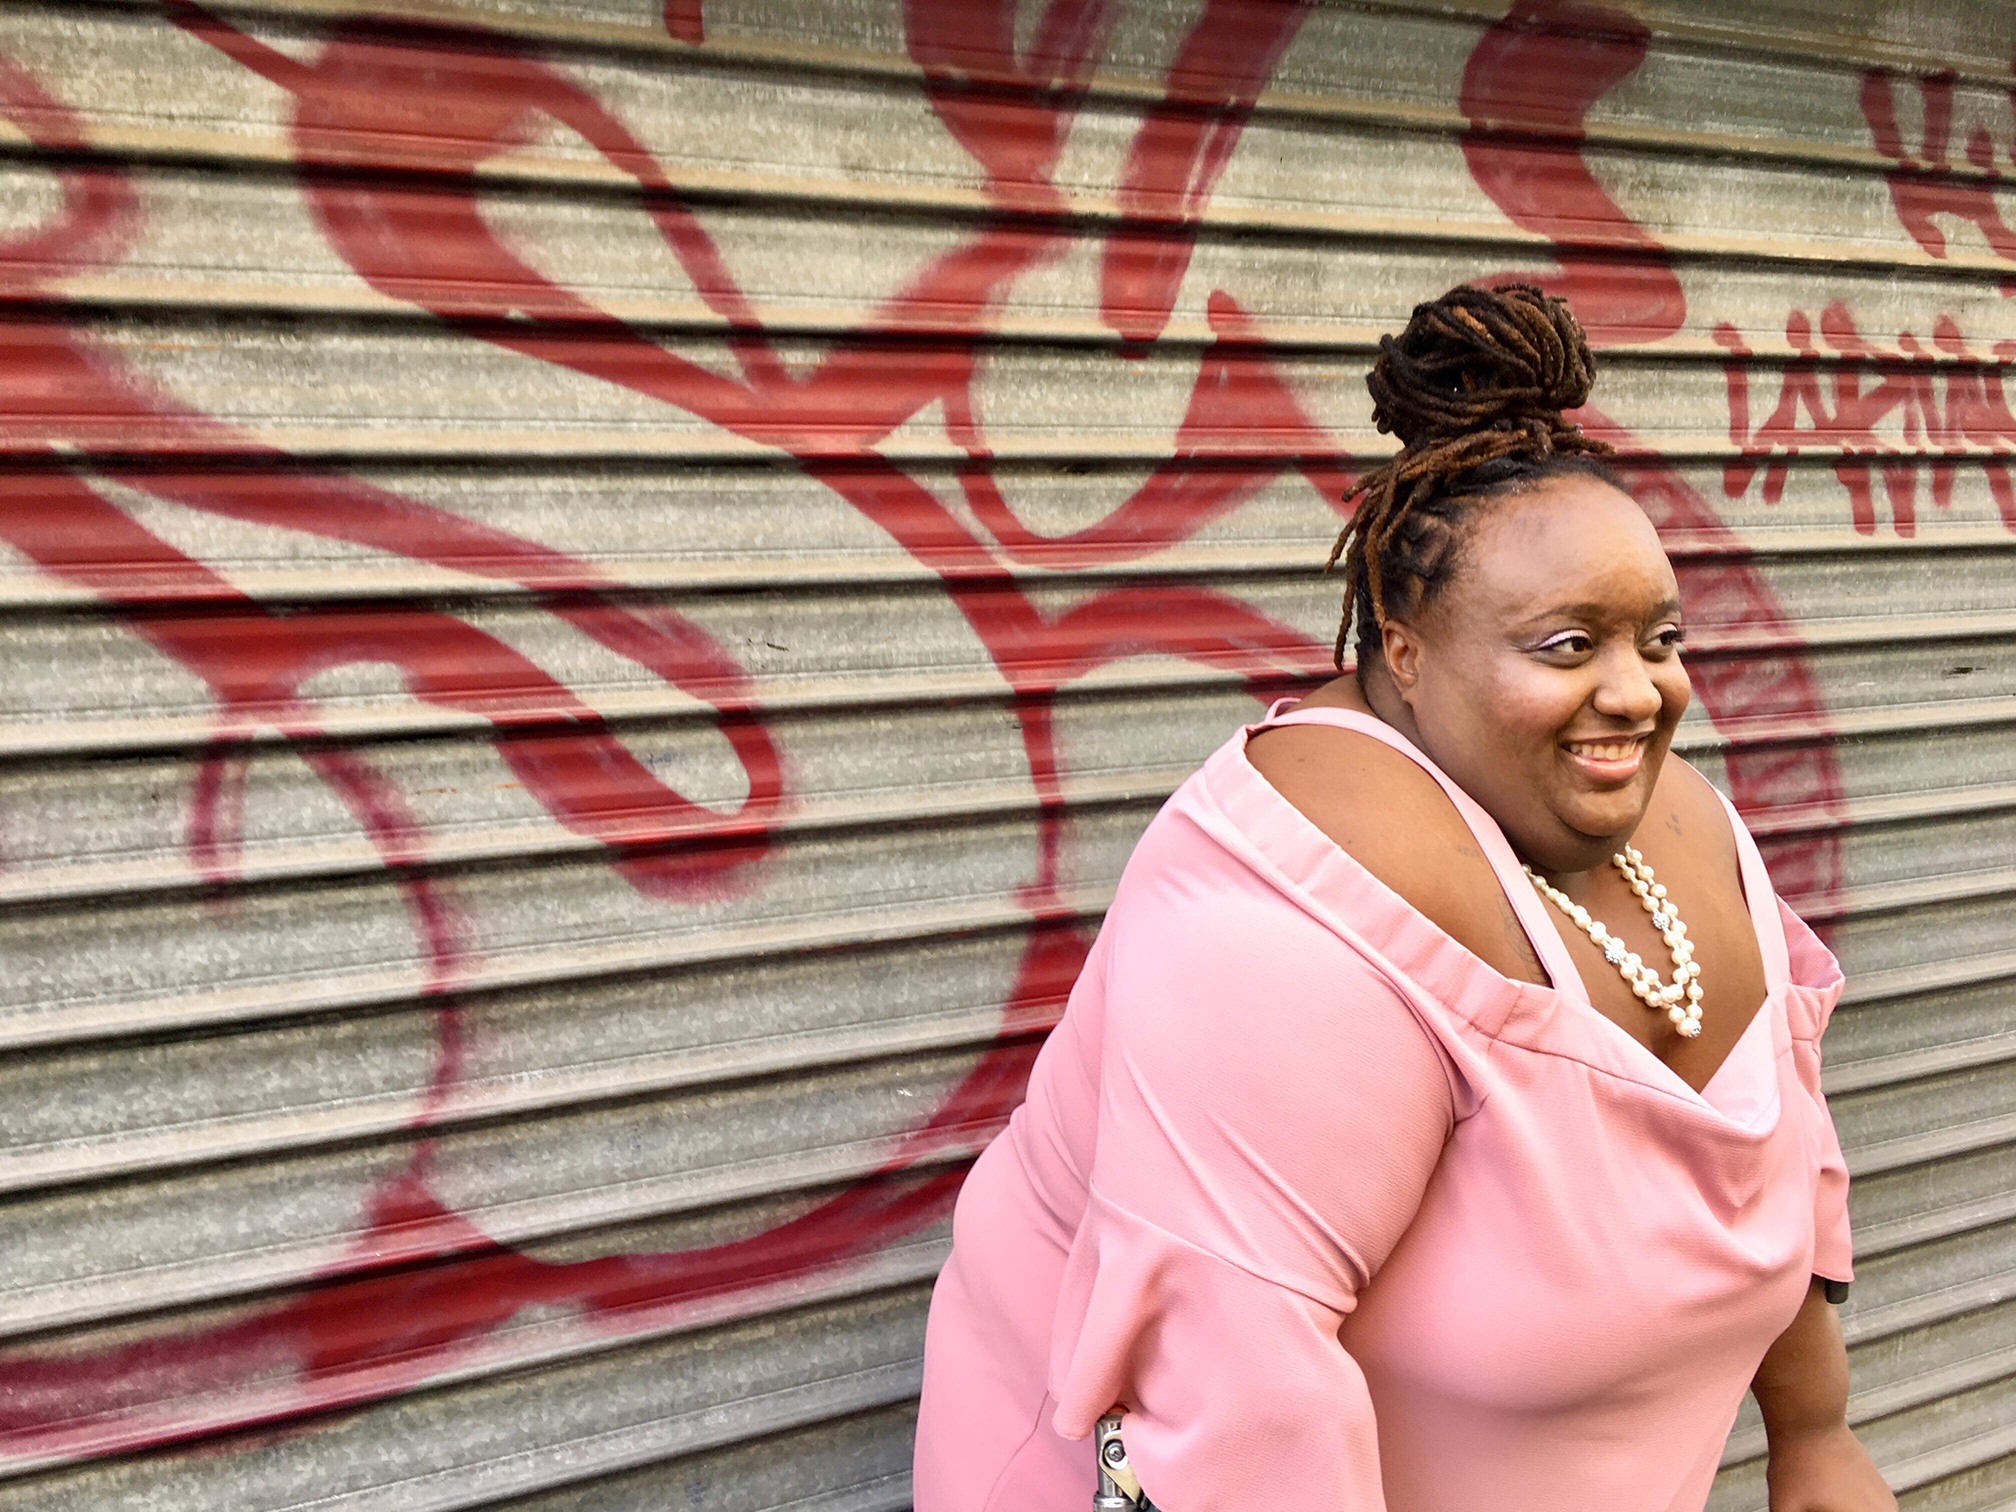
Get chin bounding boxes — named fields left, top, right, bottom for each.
left=1560, top=798, right=1649, bottom=851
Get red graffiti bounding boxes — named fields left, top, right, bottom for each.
left=0, top=0, right=1858, bottom=1478
left=1101, top=0, right=1314, bottom=342
left=1861, top=66, right=2016, bottom=291
left=907, top=0, right=1117, bottom=198
left=1715, top=306, right=2016, bottom=535
left=1459, top=0, right=1685, bottom=345
left=665, top=0, right=705, bottom=45
left=0, top=0, right=1340, bottom=1472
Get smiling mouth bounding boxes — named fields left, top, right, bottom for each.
left=1561, top=734, right=1651, bottom=782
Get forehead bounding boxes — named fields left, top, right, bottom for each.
left=1456, top=475, right=1679, bottom=623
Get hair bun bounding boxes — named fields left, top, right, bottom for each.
left=1366, top=283, right=1596, bottom=449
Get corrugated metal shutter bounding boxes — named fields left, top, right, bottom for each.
left=1, top=0, right=2011, bottom=1506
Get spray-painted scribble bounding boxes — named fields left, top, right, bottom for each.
left=1716, top=307, right=2016, bottom=536
left=0, top=0, right=1864, bottom=1476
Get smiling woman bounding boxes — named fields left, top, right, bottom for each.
left=912, top=285, right=1892, bottom=1512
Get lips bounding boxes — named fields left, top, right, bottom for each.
left=1561, top=734, right=1649, bottom=783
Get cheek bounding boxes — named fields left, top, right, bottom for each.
left=1657, top=662, right=1694, bottom=726
left=1469, top=660, right=1586, bottom=749
left=1426, top=654, right=1584, bottom=762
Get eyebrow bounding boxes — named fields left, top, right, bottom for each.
left=1513, top=596, right=1685, bottom=628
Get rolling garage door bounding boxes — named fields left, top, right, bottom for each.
left=0, top=1, right=2013, bottom=1506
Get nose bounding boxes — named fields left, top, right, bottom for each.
left=1591, top=644, right=1663, bottom=726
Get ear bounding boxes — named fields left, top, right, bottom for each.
left=1380, top=618, right=1426, bottom=703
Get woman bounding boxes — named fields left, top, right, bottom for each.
left=913, top=285, right=1892, bottom=1512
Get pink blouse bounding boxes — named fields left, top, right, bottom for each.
left=913, top=700, right=1852, bottom=1512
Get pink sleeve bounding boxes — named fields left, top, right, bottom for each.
left=1782, top=904, right=1853, bottom=1285
left=1047, top=873, right=1455, bottom=1511
left=1804, top=1081, right=1854, bottom=1285
left=1789, top=1008, right=1853, bottom=1285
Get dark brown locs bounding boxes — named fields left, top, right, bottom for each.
left=1326, top=282, right=1621, bottom=669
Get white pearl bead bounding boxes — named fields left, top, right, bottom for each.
left=1528, top=849, right=1701, bottom=1036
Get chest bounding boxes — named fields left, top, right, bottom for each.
left=1535, top=846, right=1770, bottom=1094
left=1342, top=1023, right=1817, bottom=1414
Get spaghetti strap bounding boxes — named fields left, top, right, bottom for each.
left=1251, top=698, right=1590, bottom=1003
left=1707, top=787, right=1791, bottom=995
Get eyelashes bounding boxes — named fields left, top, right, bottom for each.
left=1533, top=625, right=1685, bottom=656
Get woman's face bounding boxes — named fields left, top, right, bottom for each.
left=1383, top=475, right=1692, bottom=874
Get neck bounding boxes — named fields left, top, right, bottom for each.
left=1356, top=658, right=1424, bottom=748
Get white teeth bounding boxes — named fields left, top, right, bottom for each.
left=1567, top=741, right=1639, bottom=762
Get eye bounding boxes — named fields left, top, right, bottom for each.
left=1645, top=624, right=1686, bottom=657
left=1536, top=630, right=1595, bottom=657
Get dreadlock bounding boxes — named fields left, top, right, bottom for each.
left=1326, top=283, right=1618, bottom=669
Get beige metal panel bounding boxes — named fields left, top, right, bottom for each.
left=57, top=0, right=2016, bottom=165
left=26, top=315, right=2016, bottom=458
left=0, top=1034, right=983, bottom=1332
left=486, top=1405, right=921, bottom=1512
left=3, top=0, right=2014, bottom=1504
left=10, top=151, right=2016, bottom=339
left=2, top=462, right=2008, bottom=612
left=0, top=663, right=2007, bottom=920
left=0, top=699, right=1998, bottom=1197
left=0, top=1281, right=936, bottom=1506
left=0, top=796, right=1126, bottom=1048
left=5, top=553, right=2014, bottom=740
left=0, top=923, right=1055, bottom=1197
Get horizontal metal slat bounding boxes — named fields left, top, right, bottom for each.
left=0, top=923, right=1062, bottom=1197
left=3, top=566, right=2012, bottom=759
left=0, top=1262, right=939, bottom=1492
left=8, top=145, right=2010, bottom=312
left=11, top=315, right=2016, bottom=458
left=1, top=704, right=2005, bottom=910
left=0, top=1068, right=966, bottom=1342
left=3, top=523, right=2012, bottom=613
left=0, top=789, right=2004, bottom=1058
left=45, top=0, right=2016, bottom=156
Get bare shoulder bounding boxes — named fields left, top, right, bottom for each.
left=1244, top=715, right=1548, bottom=984
left=1645, top=752, right=1745, bottom=876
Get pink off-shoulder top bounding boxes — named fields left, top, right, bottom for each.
left=913, top=700, right=1853, bottom=1512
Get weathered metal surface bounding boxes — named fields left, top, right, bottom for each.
left=0, top=0, right=2011, bottom=1505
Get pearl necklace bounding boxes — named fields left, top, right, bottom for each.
left=1523, top=846, right=1704, bottom=1038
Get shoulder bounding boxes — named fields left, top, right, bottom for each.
left=1096, top=874, right=1459, bottom=1185
left=1243, top=718, right=1548, bottom=984
left=1097, top=806, right=1457, bottom=1131
left=1648, top=753, right=1744, bottom=861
